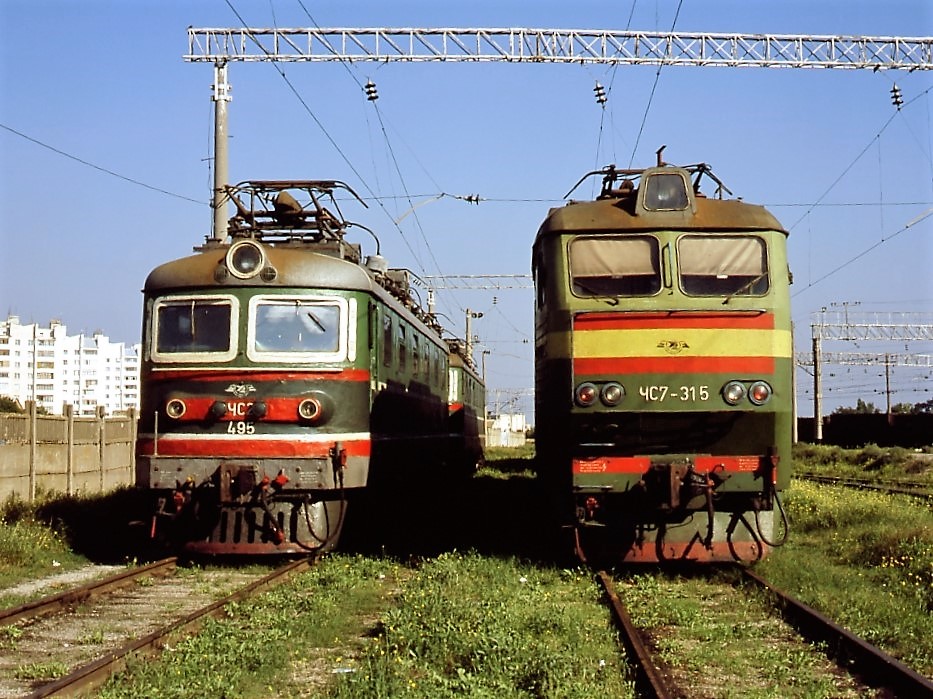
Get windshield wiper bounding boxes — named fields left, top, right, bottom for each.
left=573, top=280, right=619, bottom=306
left=722, top=272, right=768, bottom=305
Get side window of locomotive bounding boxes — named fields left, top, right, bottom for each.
left=383, top=314, right=393, bottom=367
left=448, top=367, right=460, bottom=404
left=399, top=325, right=407, bottom=371
left=678, top=236, right=769, bottom=296
left=153, top=296, right=237, bottom=361
left=412, top=335, right=421, bottom=377
left=248, top=296, right=348, bottom=362
left=569, top=236, right=661, bottom=297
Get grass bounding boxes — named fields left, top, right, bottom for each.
left=477, top=444, right=536, bottom=479
left=792, top=442, right=933, bottom=486
left=98, top=552, right=634, bottom=698
left=618, top=571, right=868, bottom=698
left=329, top=553, right=633, bottom=698
left=96, top=554, right=400, bottom=698
left=0, top=493, right=87, bottom=601
left=757, top=479, right=933, bottom=676
left=756, top=443, right=933, bottom=676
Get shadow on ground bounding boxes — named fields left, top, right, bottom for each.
left=28, top=458, right=566, bottom=566
left=340, top=458, right=571, bottom=566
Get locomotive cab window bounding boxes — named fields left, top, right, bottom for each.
left=152, top=295, right=238, bottom=363
left=678, top=235, right=769, bottom=296
left=247, top=296, right=351, bottom=363
left=569, top=236, right=661, bottom=297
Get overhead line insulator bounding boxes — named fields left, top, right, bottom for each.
left=593, top=81, right=607, bottom=106
left=890, top=83, right=903, bottom=110
left=365, top=79, right=378, bottom=101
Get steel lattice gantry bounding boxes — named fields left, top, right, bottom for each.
left=186, top=28, right=933, bottom=70
left=805, top=312, right=933, bottom=438
left=188, top=27, right=933, bottom=239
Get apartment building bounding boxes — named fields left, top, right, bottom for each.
left=0, top=315, right=140, bottom=416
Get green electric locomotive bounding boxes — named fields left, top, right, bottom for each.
left=533, top=158, right=793, bottom=563
left=136, top=180, right=477, bottom=555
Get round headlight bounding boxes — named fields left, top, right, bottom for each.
left=575, top=382, right=598, bottom=407
left=226, top=241, right=265, bottom=279
left=298, top=397, right=323, bottom=422
left=749, top=381, right=772, bottom=405
left=165, top=398, right=187, bottom=419
left=722, top=381, right=746, bottom=406
left=210, top=401, right=228, bottom=419
left=600, top=382, right=625, bottom=406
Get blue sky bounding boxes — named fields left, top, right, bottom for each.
left=1, top=1, right=931, bottom=418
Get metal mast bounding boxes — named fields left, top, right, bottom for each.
left=211, top=61, right=231, bottom=241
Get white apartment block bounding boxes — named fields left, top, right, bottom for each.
left=0, top=315, right=140, bottom=416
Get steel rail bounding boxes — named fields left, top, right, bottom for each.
left=0, top=557, right=178, bottom=627
left=26, top=557, right=315, bottom=699
left=796, top=473, right=933, bottom=502
left=742, top=568, right=933, bottom=698
left=596, top=570, right=674, bottom=699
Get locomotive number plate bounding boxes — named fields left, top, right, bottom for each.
left=638, top=384, right=710, bottom=402
left=227, top=420, right=256, bottom=435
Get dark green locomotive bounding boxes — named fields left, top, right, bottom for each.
left=446, top=339, right=487, bottom=475
left=137, top=181, right=477, bottom=554
left=533, top=161, right=793, bottom=562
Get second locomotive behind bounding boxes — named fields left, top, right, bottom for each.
left=136, top=180, right=483, bottom=555
left=533, top=157, right=793, bottom=563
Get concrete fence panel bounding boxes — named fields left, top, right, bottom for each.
left=0, top=402, right=136, bottom=502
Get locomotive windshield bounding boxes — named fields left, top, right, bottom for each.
left=569, top=235, right=661, bottom=297
left=678, top=235, right=769, bottom=296
left=153, top=296, right=236, bottom=359
left=247, top=295, right=350, bottom=362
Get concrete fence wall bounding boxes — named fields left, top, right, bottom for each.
left=0, top=402, right=136, bottom=502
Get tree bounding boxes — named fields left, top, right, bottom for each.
left=0, top=396, right=24, bottom=413
left=833, top=398, right=880, bottom=415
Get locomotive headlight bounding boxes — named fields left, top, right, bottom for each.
left=722, top=381, right=746, bottom=406
left=298, top=397, right=323, bottom=422
left=226, top=240, right=266, bottom=279
left=748, top=381, right=773, bottom=405
left=165, top=398, right=187, bottom=419
left=600, top=382, right=625, bottom=406
left=209, top=400, right=228, bottom=418
left=574, top=382, right=598, bottom=407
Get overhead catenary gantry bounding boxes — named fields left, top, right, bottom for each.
left=185, top=27, right=933, bottom=241
left=186, top=28, right=933, bottom=69
left=802, top=312, right=933, bottom=439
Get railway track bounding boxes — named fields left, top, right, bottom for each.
left=596, top=567, right=933, bottom=698
left=0, top=558, right=315, bottom=698
left=796, top=473, right=933, bottom=502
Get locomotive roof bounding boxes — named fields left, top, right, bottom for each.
left=535, top=164, right=787, bottom=244
left=144, top=243, right=374, bottom=293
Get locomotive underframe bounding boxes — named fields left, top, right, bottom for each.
left=144, top=452, right=364, bottom=555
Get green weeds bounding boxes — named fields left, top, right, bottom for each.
left=96, top=555, right=400, bottom=698
left=619, top=571, right=866, bottom=698
left=761, top=474, right=933, bottom=676
left=331, top=552, right=634, bottom=698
